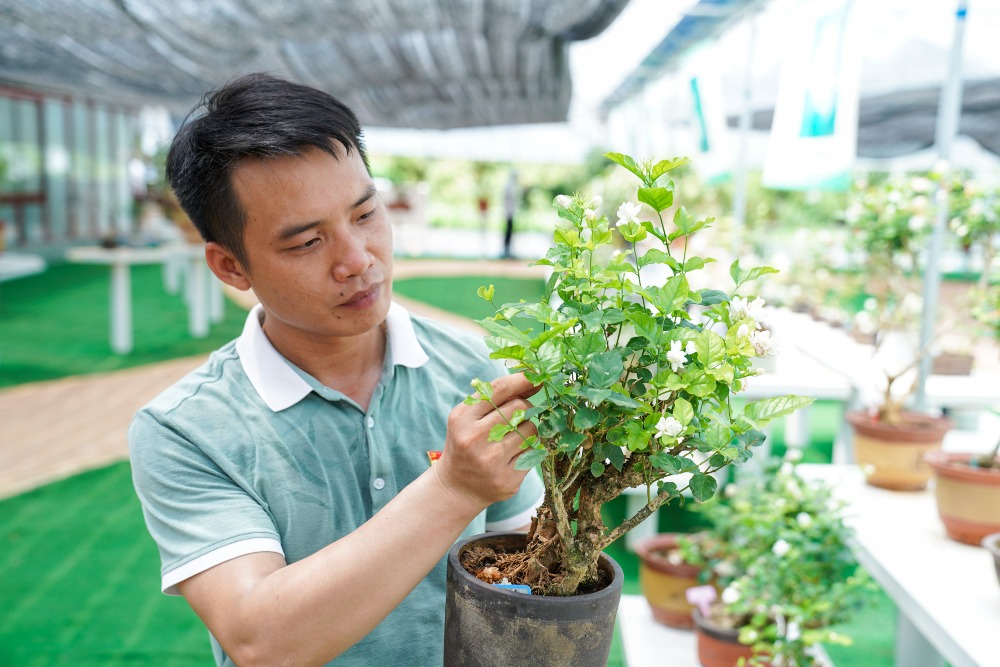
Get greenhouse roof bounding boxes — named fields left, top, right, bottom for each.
left=0, top=0, right=628, bottom=129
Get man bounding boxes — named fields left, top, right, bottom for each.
left=128, top=73, right=544, bottom=667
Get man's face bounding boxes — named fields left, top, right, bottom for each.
left=231, top=145, right=393, bottom=346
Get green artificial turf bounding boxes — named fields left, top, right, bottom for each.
left=0, top=262, right=248, bottom=388
left=0, top=463, right=211, bottom=666
left=393, top=274, right=547, bottom=328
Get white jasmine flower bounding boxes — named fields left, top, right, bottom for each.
left=721, top=586, right=741, bottom=605
left=780, top=462, right=794, bottom=476
left=685, top=340, right=697, bottom=355
left=666, top=340, right=688, bottom=373
left=784, top=449, right=803, bottom=462
left=786, top=621, right=801, bottom=642
left=743, top=629, right=759, bottom=643
left=909, top=215, right=925, bottom=232
left=749, top=329, right=772, bottom=356
left=620, top=446, right=632, bottom=460
left=774, top=497, right=787, bottom=509
left=554, top=194, right=572, bottom=209
left=584, top=207, right=599, bottom=222
left=580, top=227, right=593, bottom=242
left=747, top=297, right=766, bottom=323
left=796, top=512, right=813, bottom=528
left=775, top=612, right=786, bottom=638
left=617, top=201, right=642, bottom=225
left=589, top=195, right=603, bottom=209
left=667, top=551, right=684, bottom=566
left=772, top=539, right=791, bottom=557
left=655, top=415, right=683, bottom=439
left=729, top=296, right=750, bottom=321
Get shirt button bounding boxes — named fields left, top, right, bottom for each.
left=366, top=417, right=375, bottom=429
left=373, top=478, right=385, bottom=490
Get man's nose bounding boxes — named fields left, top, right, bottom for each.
left=332, top=230, right=373, bottom=282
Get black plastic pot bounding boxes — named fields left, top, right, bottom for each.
left=444, top=531, right=623, bottom=667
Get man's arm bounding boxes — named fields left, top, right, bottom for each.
left=177, top=373, right=539, bottom=667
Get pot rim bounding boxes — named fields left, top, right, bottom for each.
left=846, top=409, right=953, bottom=441
left=634, top=532, right=703, bottom=576
left=924, top=451, right=1000, bottom=483
left=448, top=531, right=624, bottom=609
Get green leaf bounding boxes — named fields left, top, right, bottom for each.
left=695, top=330, right=727, bottom=368
left=590, top=461, right=606, bottom=478
left=705, top=421, right=731, bottom=448
left=578, top=387, right=613, bottom=406
left=650, top=157, right=690, bottom=182
left=617, top=220, right=647, bottom=243
left=673, top=206, right=695, bottom=235
left=561, top=431, right=587, bottom=449
left=478, top=318, right=532, bottom=346
left=589, top=350, right=624, bottom=388
left=607, top=445, right=626, bottom=472
left=628, top=311, right=661, bottom=343
left=683, top=257, right=709, bottom=272
left=488, top=423, right=513, bottom=441
left=689, top=473, right=718, bottom=502
left=604, top=152, right=646, bottom=182
left=743, top=396, right=815, bottom=425
left=515, top=447, right=548, bottom=470
left=698, top=289, right=729, bottom=306
left=743, top=265, right=780, bottom=283
left=649, top=275, right=690, bottom=315
left=603, top=391, right=644, bottom=409
left=684, top=372, right=717, bottom=398
left=573, top=406, right=601, bottom=430
left=637, top=247, right=677, bottom=271
left=637, top=187, right=673, bottom=213
left=476, top=284, right=495, bottom=301
left=470, top=377, right=492, bottom=400
left=672, top=397, right=694, bottom=425
left=624, top=421, right=651, bottom=451
left=649, top=451, right=687, bottom=474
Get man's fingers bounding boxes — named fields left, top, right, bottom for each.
left=489, top=373, right=541, bottom=405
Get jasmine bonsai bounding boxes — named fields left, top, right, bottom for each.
left=683, top=453, right=874, bottom=666
left=465, top=153, right=813, bottom=596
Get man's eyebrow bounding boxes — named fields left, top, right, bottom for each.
left=352, top=183, right=377, bottom=209
left=277, top=220, right=321, bottom=241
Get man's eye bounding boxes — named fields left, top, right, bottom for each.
left=358, top=208, right=376, bottom=221
left=299, top=238, right=320, bottom=249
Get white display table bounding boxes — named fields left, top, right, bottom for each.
left=800, top=464, right=998, bottom=667
left=66, top=244, right=220, bottom=354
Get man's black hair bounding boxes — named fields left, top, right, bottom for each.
left=165, top=72, right=369, bottom=269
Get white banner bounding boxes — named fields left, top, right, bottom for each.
left=762, top=0, right=860, bottom=191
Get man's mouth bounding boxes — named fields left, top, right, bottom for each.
left=342, top=284, right=380, bottom=309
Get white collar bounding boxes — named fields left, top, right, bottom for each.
left=236, top=301, right=429, bottom=412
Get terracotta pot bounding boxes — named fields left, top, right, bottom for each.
left=983, top=533, right=1000, bottom=590
left=692, top=608, right=758, bottom=667
left=444, top=532, right=623, bottom=667
left=634, top=533, right=704, bottom=629
left=847, top=410, right=952, bottom=490
left=925, top=452, right=1000, bottom=545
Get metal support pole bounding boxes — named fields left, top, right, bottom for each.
left=915, top=0, right=968, bottom=410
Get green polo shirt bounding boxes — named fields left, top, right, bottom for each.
left=128, top=302, right=543, bottom=667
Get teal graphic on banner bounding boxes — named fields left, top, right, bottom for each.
left=690, top=77, right=710, bottom=152
left=798, top=8, right=848, bottom=138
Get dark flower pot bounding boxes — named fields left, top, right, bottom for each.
left=444, top=531, right=622, bottom=667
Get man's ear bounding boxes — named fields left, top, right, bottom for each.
left=205, top=242, right=251, bottom=291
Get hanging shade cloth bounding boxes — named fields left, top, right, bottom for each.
left=0, top=0, right=629, bottom=128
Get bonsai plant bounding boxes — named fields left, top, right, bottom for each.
left=683, top=453, right=874, bottom=667
left=843, top=174, right=952, bottom=489
left=444, top=152, right=812, bottom=665
left=925, top=434, right=1000, bottom=545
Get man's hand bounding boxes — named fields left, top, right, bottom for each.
left=436, top=373, right=541, bottom=509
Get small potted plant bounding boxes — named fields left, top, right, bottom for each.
left=444, top=153, right=812, bottom=666
left=684, top=453, right=873, bottom=667
left=925, top=436, right=1000, bottom=545
left=843, top=174, right=952, bottom=490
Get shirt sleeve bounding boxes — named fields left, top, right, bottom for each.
left=128, top=408, right=283, bottom=595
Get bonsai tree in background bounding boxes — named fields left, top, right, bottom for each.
left=467, top=153, right=813, bottom=596
left=683, top=454, right=874, bottom=666
left=844, top=174, right=935, bottom=424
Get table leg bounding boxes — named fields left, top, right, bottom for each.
left=187, top=258, right=209, bottom=338
left=624, top=492, right=659, bottom=552
left=895, top=613, right=945, bottom=667
left=209, top=275, right=224, bottom=323
left=110, top=262, right=132, bottom=355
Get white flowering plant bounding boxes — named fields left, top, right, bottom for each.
left=844, top=175, right=939, bottom=424
left=681, top=454, right=874, bottom=666
left=466, top=153, right=812, bottom=596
